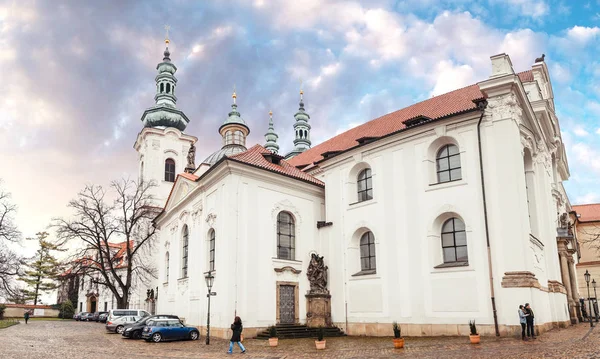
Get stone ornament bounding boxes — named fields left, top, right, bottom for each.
left=307, top=253, right=328, bottom=294
left=185, top=143, right=196, bottom=173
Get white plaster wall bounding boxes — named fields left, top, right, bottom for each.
left=156, top=165, right=324, bottom=329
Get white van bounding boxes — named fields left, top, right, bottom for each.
left=107, top=309, right=151, bottom=322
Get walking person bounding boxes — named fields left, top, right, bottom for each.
left=227, top=316, right=246, bottom=354
left=24, top=311, right=30, bottom=324
left=524, top=303, right=536, bottom=339
left=518, top=305, right=528, bottom=341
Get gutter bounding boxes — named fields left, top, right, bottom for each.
left=476, top=99, right=500, bottom=336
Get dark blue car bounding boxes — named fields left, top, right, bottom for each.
left=142, top=319, right=200, bottom=342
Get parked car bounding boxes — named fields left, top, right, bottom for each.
left=106, top=316, right=142, bottom=334
left=98, top=312, right=109, bottom=323
left=122, top=315, right=181, bottom=339
left=107, top=309, right=150, bottom=323
left=93, top=311, right=108, bottom=322
left=142, top=319, right=200, bottom=343
left=82, top=312, right=95, bottom=321
left=75, top=312, right=88, bottom=321
left=73, top=313, right=81, bottom=321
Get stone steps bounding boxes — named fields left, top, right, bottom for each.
left=255, top=324, right=345, bottom=339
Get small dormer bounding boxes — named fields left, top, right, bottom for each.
left=262, top=152, right=285, bottom=165
left=403, top=115, right=432, bottom=127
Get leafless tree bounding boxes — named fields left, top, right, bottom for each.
left=0, top=180, right=23, bottom=299
left=54, top=179, right=159, bottom=309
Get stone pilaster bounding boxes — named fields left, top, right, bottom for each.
left=567, top=255, right=582, bottom=322
left=557, top=238, right=577, bottom=323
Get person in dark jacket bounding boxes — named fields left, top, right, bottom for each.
left=518, top=305, right=528, bottom=340
left=24, top=311, right=30, bottom=324
left=524, top=303, right=536, bottom=339
left=227, top=316, right=246, bottom=354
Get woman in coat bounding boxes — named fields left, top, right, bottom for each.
left=518, top=305, right=528, bottom=340
left=227, top=316, right=246, bottom=354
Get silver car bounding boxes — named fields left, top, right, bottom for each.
left=105, top=315, right=141, bottom=334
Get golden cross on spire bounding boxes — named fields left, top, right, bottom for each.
left=164, top=25, right=171, bottom=45
left=299, top=78, right=304, bottom=100
left=232, top=84, right=237, bottom=104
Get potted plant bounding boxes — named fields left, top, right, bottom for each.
left=268, top=325, right=278, bottom=347
left=392, top=322, right=404, bottom=348
left=315, top=326, right=326, bottom=350
left=469, top=320, right=480, bottom=344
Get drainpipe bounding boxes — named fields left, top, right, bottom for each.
left=476, top=100, right=500, bottom=336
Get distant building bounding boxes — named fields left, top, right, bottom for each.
left=573, top=204, right=600, bottom=310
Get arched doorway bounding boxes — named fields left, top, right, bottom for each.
left=87, top=295, right=97, bottom=313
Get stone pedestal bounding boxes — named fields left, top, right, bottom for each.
left=306, top=293, right=332, bottom=328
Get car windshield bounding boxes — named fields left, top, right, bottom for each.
left=134, top=317, right=147, bottom=324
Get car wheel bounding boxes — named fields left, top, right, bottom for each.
left=189, top=331, right=199, bottom=340
left=133, top=331, right=142, bottom=340
left=116, top=325, right=124, bottom=334
left=152, top=333, right=162, bottom=343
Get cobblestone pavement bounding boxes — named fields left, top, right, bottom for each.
left=1, top=320, right=599, bottom=359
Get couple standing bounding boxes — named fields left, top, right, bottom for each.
left=518, top=303, right=536, bottom=340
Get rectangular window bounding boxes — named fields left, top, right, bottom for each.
left=104, top=302, right=107, bottom=311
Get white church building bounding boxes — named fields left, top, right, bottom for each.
left=134, top=37, right=579, bottom=338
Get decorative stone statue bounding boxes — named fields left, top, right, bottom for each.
left=559, top=212, right=569, bottom=229
left=185, top=143, right=196, bottom=173
left=146, top=289, right=151, bottom=300
left=150, top=288, right=155, bottom=300
left=307, top=253, right=328, bottom=294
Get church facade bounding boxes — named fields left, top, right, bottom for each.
left=136, top=39, right=578, bottom=338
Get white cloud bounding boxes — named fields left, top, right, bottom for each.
left=566, top=26, right=600, bottom=44
left=575, top=192, right=600, bottom=204
left=573, top=125, right=589, bottom=137
left=505, top=0, right=549, bottom=18
left=596, top=128, right=600, bottom=135
left=570, top=142, right=600, bottom=175
left=429, top=61, right=476, bottom=96
left=550, top=63, right=571, bottom=84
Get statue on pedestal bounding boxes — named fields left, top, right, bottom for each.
left=185, top=143, right=196, bottom=173
left=307, top=253, right=328, bottom=294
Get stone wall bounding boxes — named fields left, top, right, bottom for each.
left=4, top=305, right=60, bottom=318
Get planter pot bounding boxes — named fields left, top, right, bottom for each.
left=315, top=340, right=326, bottom=350
left=469, top=334, right=480, bottom=344
left=268, top=337, right=279, bottom=347
left=393, top=338, right=405, bottom=349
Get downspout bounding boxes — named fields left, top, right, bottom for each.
left=476, top=99, right=500, bottom=336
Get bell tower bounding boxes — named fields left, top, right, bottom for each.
left=133, top=29, right=198, bottom=207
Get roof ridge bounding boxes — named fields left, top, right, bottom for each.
left=573, top=203, right=600, bottom=207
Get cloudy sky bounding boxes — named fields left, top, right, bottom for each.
left=1, top=0, right=600, bottom=245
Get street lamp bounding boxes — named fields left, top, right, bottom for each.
left=205, top=271, right=215, bottom=345
left=593, top=279, right=598, bottom=322
left=585, top=270, right=594, bottom=327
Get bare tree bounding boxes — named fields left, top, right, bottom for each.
left=0, top=180, right=23, bottom=299
left=54, top=179, right=159, bottom=309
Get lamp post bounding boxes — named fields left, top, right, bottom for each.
left=205, top=271, right=215, bottom=345
left=593, top=279, right=599, bottom=322
left=584, top=270, right=594, bottom=327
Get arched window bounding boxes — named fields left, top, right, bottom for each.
left=165, top=252, right=169, bottom=282
left=441, top=218, right=467, bottom=263
left=166, top=83, right=171, bottom=93
left=277, top=212, right=295, bottom=260
left=181, top=226, right=189, bottom=278
left=160, top=83, right=164, bottom=93
left=225, top=131, right=233, bottom=146
left=360, top=231, right=376, bottom=272
left=357, top=168, right=373, bottom=202
left=436, top=144, right=461, bottom=183
left=209, top=229, right=215, bottom=271
left=165, top=159, right=175, bottom=182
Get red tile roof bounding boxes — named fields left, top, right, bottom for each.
left=228, top=145, right=324, bottom=187
left=573, top=204, right=600, bottom=222
left=288, top=71, right=534, bottom=168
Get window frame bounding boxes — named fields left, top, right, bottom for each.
left=165, top=251, right=169, bottom=283
left=165, top=158, right=176, bottom=182
left=359, top=231, right=376, bottom=273
left=356, top=168, right=373, bottom=202
left=436, top=144, right=462, bottom=184
left=209, top=229, right=215, bottom=272
left=276, top=211, right=296, bottom=260
left=181, top=226, right=189, bottom=278
left=440, top=218, right=468, bottom=265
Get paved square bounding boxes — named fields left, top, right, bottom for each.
left=0, top=320, right=598, bottom=359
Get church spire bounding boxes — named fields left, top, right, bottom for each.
left=286, top=85, right=311, bottom=159
left=264, top=110, right=279, bottom=154
left=140, top=27, right=189, bottom=132
left=218, top=88, right=250, bottom=148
